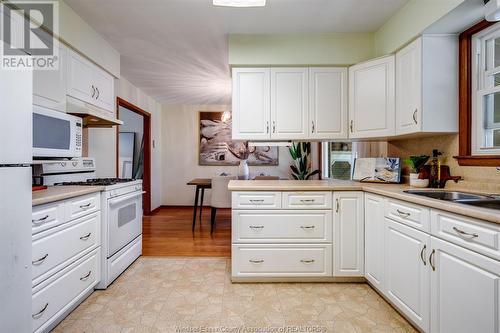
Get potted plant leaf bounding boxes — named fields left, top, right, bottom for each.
left=403, top=155, right=430, bottom=187
left=289, top=142, right=320, bottom=180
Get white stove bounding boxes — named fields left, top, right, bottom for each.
left=36, top=158, right=143, bottom=289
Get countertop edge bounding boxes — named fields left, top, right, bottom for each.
left=32, top=186, right=105, bottom=206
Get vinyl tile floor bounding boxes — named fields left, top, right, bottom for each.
left=53, top=257, right=417, bottom=333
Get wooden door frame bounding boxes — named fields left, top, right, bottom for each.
left=116, top=97, right=152, bottom=215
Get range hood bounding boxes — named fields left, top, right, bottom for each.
left=66, top=96, right=123, bottom=127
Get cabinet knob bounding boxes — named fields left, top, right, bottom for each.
left=350, top=120, right=354, bottom=133
left=32, top=303, right=49, bottom=319
left=96, top=87, right=100, bottom=99
left=413, top=109, right=418, bottom=124
left=91, top=85, right=95, bottom=98
left=311, top=121, right=315, bottom=133
left=272, top=121, right=276, bottom=133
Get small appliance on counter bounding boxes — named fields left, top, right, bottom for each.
left=36, top=158, right=143, bottom=289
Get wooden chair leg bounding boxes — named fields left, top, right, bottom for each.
left=210, top=207, right=217, bottom=234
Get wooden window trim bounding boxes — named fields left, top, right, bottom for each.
left=455, top=19, right=500, bottom=166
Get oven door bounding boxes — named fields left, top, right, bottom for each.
left=107, top=190, right=143, bottom=258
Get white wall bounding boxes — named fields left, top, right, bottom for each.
left=87, top=77, right=163, bottom=210
left=161, top=104, right=305, bottom=206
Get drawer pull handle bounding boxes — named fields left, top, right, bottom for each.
left=300, top=259, right=315, bottom=264
left=420, top=245, right=427, bottom=266
left=429, top=249, right=436, bottom=271
left=80, top=270, right=92, bottom=281
left=300, top=225, right=315, bottom=229
left=32, top=303, right=49, bottom=319
left=249, top=259, right=264, bottom=264
left=396, top=209, right=411, bottom=218
left=32, top=254, right=48, bottom=265
left=336, top=199, right=340, bottom=213
left=300, top=199, right=315, bottom=203
left=32, top=215, right=49, bottom=224
left=80, top=232, right=92, bottom=240
left=79, top=203, right=92, bottom=209
left=249, top=199, right=264, bottom=203
left=452, top=227, right=479, bottom=238
left=249, top=225, right=264, bottom=229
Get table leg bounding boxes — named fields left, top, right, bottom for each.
left=192, top=185, right=200, bottom=232
left=199, top=187, right=205, bottom=225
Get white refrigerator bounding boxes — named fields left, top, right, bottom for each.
left=0, top=53, right=33, bottom=331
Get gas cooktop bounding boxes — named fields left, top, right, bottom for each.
left=55, top=178, right=136, bottom=186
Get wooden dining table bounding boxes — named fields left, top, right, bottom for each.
left=186, top=178, right=212, bottom=231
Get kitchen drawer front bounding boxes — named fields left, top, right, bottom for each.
left=431, top=210, right=500, bottom=260
left=32, top=212, right=101, bottom=283
left=65, top=192, right=100, bottom=221
left=32, top=201, right=65, bottom=234
left=282, top=191, right=332, bottom=209
left=232, top=210, right=332, bottom=243
left=385, top=198, right=430, bottom=232
left=232, top=244, right=332, bottom=277
left=232, top=192, right=282, bottom=209
left=32, top=248, right=101, bottom=333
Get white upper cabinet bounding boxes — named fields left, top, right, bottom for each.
left=67, top=49, right=115, bottom=113
left=271, top=68, right=308, bottom=140
left=396, top=36, right=458, bottom=136
left=232, top=68, right=271, bottom=140
left=333, top=192, right=364, bottom=277
left=349, top=55, right=395, bottom=139
left=309, top=68, right=348, bottom=139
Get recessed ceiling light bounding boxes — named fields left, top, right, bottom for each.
left=213, top=0, right=266, bottom=7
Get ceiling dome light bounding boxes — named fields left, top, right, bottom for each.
left=485, top=0, right=500, bottom=21
left=213, top=0, right=266, bottom=7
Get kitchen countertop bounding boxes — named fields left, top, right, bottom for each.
left=228, top=180, right=500, bottom=224
left=32, top=186, right=104, bottom=206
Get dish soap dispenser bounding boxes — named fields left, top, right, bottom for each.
left=430, top=149, right=442, bottom=188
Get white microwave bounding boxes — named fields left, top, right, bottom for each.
left=33, top=106, right=83, bottom=158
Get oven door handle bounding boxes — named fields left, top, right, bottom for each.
left=108, top=191, right=145, bottom=206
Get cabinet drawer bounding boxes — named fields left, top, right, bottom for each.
left=32, top=248, right=100, bottom=333
left=65, top=192, right=100, bottom=221
left=32, top=201, right=65, bottom=234
left=431, top=210, right=500, bottom=261
left=232, top=210, right=332, bottom=243
left=385, top=198, right=430, bottom=232
left=232, top=244, right=332, bottom=277
left=282, top=191, right=332, bottom=209
left=32, top=212, right=100, bottom=284
left=232, top=192, right=281, bottom=209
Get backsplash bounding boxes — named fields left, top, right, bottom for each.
left=388, top=134, right=500, bottom=193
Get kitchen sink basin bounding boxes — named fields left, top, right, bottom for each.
left=454, top=199, right=500, bottom=210
left=403, top=190, right=491, bottom=201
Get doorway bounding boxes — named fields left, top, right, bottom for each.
left=116, top=97, right=152, bottom=215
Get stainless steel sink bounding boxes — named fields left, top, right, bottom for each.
left=403, top=190, right=491, bottom=201
left=403, top=190, right=500, bottom=211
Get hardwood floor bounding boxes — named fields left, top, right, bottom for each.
left=142, top=206, right=231, bottom=257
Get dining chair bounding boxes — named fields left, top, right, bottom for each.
left=210, top=175, right=236, bottom=234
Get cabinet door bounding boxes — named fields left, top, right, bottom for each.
left=349, top=55, right=395, bottom=139
left=385, top=218, right=430, bottom=332
left=333, top=192, right=364, bottom=277
left=271, top=68, right=308, bottom=140
left=33, top=40, right=66, bottom=112
left=232, top=68, right=271, bottom=140
left=396, top=38, right=422, bottom=135
left=67, top=50, right=94, bottom=104
left=364, top=194, right=385, bottom=291
left=309, top=68, right=348, bottom=139
left=430, top=236, right=500, bottom=333
left=93, top=68, right=115, bottom=112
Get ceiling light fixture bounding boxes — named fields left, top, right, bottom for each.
left=213, top=0, right=266, bottom=8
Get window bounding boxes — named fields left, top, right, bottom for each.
left=321, top=142, right=354, bottom=180
left=456, top=19, right=500, bottom=166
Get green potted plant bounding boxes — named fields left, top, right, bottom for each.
left=289, top=142, right=320, bottom=180
left=404, top=155, right=430, bottom=187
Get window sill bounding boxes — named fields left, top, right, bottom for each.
left=454, top=155, right=500, bottom=166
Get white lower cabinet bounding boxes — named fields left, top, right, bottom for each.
left=385, top=218, right=430, bottom=332
left=430, top=236, right=500, bottom=333
left=333, top=192, right=364, bottom=277
left=364, top=194, right=385, bottom=291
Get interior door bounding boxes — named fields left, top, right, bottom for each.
left=396, top=37, right=422, bottom=135
left=430, top=236, right=500, bottom=333
left=349, top=55, right=395, bottom=139
left=385, top=218, right=430, bottom=332
left=232, top=68, right=271, bottom=140
left=271, top=68, right=308, bottom=140
left=309, top=68, right=348, bottom=139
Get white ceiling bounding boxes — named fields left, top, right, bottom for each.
left=65, top=0, right=409, bottom=105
